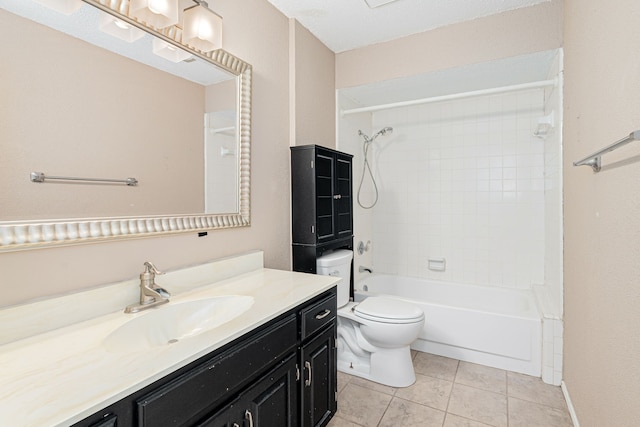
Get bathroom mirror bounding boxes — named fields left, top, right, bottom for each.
left=0, top=0, right=252, bottom=251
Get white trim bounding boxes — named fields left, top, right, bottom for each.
left=561, top=381, right=580, bottom=427
left=341, top=78, right=557, bottom=116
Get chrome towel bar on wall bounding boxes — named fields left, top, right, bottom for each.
left=573, top=130, right=640, bottom=172
left=30, top=171, right=138, bottom=186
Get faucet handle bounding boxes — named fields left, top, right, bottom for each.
left=143, top=261, right=164, bottom=276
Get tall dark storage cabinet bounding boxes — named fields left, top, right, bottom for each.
left=291, top=145, right=354, bottom=274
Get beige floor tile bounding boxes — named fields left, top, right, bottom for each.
left=455, top=362, right=507, bottom=395
left=337, top=370, right=352, bottom=394
left=507, top=372, right=567, bottom=410
left=336, top=383, right=393, bottom=427
left=447, top=383, right=508, bottom=427
left=395, top=373, right=453, bottom=411
left=327, top=414, right=364, bottom=427
left=444, top=413, right=494, bottom=427
left=414, top=352, right=460, bottom=381
left=348, top=375, right=397, bottom=396
left=508, top=397, right=573, bottom=427
left=378, top=397, right=446, bottom=427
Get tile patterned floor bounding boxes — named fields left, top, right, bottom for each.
left=328, top=351, right=573, bottom=427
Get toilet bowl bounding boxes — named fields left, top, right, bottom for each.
left=316, top=250, right=425, bottom=387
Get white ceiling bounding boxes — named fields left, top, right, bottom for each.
left=266, top=0, right=550, bottom=53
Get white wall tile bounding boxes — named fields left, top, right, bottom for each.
left=364, top=89, right=557, bottom=290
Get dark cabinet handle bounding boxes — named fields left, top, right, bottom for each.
left=245, top=410, right=254, bottom=427
left=315, top=309, right=331, bottom=320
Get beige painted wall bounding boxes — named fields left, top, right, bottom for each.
left=291, top=20, right=336, bottom=148
left=563, top=0, right=640, bottom=424
left=0, top=0, right=296, bottom=307
left=205, top=79, right=236, bottom=112
left=336, top=0, right=563, bottom=89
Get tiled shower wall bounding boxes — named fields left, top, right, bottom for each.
left=366, top=89, right=550, bottom=290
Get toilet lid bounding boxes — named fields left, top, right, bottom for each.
left=354, top=297, right=424, bottom=324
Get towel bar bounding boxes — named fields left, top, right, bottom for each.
left=573, top=130, right=640, bottom=172
left=30, top=172, right=138, bottom=186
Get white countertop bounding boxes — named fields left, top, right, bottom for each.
left=0, top=252, right=338, bottom=426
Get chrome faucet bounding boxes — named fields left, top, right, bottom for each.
left=359, top=266, right=373, bottom=274
left=124, top=262, right=171, bottom=313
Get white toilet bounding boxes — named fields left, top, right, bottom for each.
left=316, top=249, right=424, bottom=387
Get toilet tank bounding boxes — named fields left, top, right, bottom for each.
left=316, top=249, right=353, bottom=307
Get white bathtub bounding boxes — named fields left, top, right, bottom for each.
left=355, top=274, right=542, bottom=377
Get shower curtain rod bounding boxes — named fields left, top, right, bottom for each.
left=340, top=78, right=557, bottom=116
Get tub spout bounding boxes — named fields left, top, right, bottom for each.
left=359, top=266, right=373, bottom=274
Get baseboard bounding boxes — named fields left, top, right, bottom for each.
left=561, top=381, right=580, bottom=427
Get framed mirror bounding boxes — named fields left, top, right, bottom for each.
left=0, top=0, right=252, bottom=251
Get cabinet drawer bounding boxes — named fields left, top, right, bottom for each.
left=87, top=414, right=117, bottom=427
left=137, top=314, right=297, bottom=426
left=300, top=294, right=336, bottom=340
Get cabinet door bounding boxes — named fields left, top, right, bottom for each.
left=315, top=149, right=353, bottom=245
left=334, top=153, right=352, bottom=240
left=237, top=354, right=299, bottom=427
left=300, top=325, right=337, bottom=427
left=314, top=150, right=336, bottom=244
left=197, top=404, right=238, bottom=427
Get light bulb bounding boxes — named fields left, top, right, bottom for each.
left=183, top=3, right=222, bottom=52
left=114, top=20, right=130, bottom=30
left=99, top=13, right=145, bottom=43
left=129, top=0, right=179, bottom=29
left=152, top=38, right=192, bottom=63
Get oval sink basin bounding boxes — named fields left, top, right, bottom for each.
left=104, top=295, right=254, bottom=353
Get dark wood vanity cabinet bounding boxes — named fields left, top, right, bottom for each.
left=299, top=292, right=338, bottom=427
left=291, top=145, right=354, bottom=274
left=73, top=288, right=337, bottom=427
left=300, top=326, right=336, bottom=427
left=197, top=354, right=299, bottom=427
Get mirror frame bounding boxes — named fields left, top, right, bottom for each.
left=0, top=0, right=251, bottom=252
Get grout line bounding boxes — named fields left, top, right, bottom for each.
left=375, top=392, right=394, bottom=427
left=443, top=360, right=460, bottom=414
left=506, top=369, right=510, bottom=426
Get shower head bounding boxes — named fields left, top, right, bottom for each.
left=376, top=127, right=393, bottom=137
left=359, top=127, right=394, bottom=144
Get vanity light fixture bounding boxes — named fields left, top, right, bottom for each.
left=129, top=0, right=179, bottom=29
left=33, top=0, right=83, bottom=15
left=182, top=0, right=223, bottom=52
left=152, top=37, right=193, bottom=63
left=98, top=12, right=146, bottom=43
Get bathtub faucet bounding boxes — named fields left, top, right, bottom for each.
left=359, top=266, right=373, bottom=274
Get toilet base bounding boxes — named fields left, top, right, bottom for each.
left=337, top=341, right=416, bottom=387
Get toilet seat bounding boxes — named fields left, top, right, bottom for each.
left=354, top=297, right=424, bottom=324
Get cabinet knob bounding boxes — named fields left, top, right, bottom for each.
left=333, top=194, right=342, bottom=199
